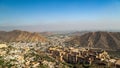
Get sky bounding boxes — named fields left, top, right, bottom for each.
left=0, top=0, right=120, bottom=32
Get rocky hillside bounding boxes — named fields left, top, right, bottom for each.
left=66, top=31, right=120, bottom=50
left=0, top=30, right=46, bottom=42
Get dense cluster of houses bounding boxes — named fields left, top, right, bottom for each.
left=48, top=46, right=120, bottom=68
left=0, top=42, right=120, bottom=68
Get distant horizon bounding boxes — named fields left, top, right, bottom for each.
left=0, top=29, right=120, bottom=33
left=0, top=0, right=120, bottom=32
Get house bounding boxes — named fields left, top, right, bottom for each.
left=115, top=59, right=120, bottom=68
left=0, top=44, right=7, bottom=48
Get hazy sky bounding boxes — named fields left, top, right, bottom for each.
left=0, top=0, right=120, bottom=32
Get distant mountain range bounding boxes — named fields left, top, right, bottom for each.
left=66, top=31, right=120, bottom=50
left=66, top=31, right=89, bottom=36
left=0, top=30, right=46, bottom=42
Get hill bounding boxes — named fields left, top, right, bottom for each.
left=0, top=30, right=46, bottom=42
left=66, top=31, right=120, bottom=50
